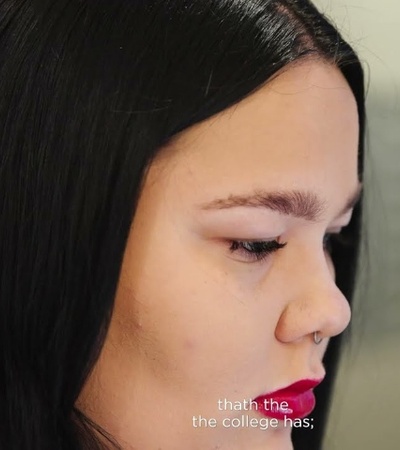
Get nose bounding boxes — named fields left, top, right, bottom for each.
left=274, top=255, right=352, bottom=343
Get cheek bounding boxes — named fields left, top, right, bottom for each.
left=114, top=238, right=279, bottom=396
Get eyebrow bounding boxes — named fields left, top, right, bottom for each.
left=197, top=184, right=363, bottom=222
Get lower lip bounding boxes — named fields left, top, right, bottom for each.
left=254, top=389, right=316, bottom=420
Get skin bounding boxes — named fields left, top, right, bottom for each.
left=77, top=60, right=360, bottom=450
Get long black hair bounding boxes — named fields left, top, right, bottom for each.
left=0, top=0, right=365, bottom=449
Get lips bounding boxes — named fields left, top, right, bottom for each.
left=253, top=379, right=323, bottom=420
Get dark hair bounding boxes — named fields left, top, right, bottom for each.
left=0, top=0, right=365, bottom=449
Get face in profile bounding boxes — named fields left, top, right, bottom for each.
left=77, top=60, right=360, bottom=450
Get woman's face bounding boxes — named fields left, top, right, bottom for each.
left=77, top=60, right=360, bottom=450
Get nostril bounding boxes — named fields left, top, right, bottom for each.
left=322, top=289, right=352, bottom=338
left=274, top=281, right=352, bottom=344
left=313, top=331, right=324, bottom=345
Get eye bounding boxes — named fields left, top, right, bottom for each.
left=323, top=231, right=350, bottom=254
left=228, top=239, right=287, bottom=263
left=323, top=233, right=335, bottom=254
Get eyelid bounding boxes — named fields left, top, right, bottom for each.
left=326, top=227, right=343, bottom=234
left=327, top=215, right=352, bottom=232
left=333, top=209, right=354, bottom=226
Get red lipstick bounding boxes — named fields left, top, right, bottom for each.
left=253, top=379, right=323, bottom=420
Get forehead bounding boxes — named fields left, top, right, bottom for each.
left=151, top=60, right=359, bottom=213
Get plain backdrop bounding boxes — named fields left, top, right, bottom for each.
left=312, top=1, right=400, bottom=449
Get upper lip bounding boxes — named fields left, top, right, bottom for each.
left=256, top=377, right=324, bottom=398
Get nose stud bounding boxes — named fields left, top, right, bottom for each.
left=313, top=331, right=323, bottom=345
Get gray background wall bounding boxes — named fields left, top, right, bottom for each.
left=312, top=1, right=400, bottom=449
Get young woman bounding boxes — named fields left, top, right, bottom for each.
left=0, top=0, right=365, bottom=449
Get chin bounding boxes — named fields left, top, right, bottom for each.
left=267, top=431, right=294, bottom=450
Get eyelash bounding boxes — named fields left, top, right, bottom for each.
left=323, top=231, right=349, bottom=253
left=228, top=233, right=343, bottom=263
left=228, top=239, right=287, bottom=262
